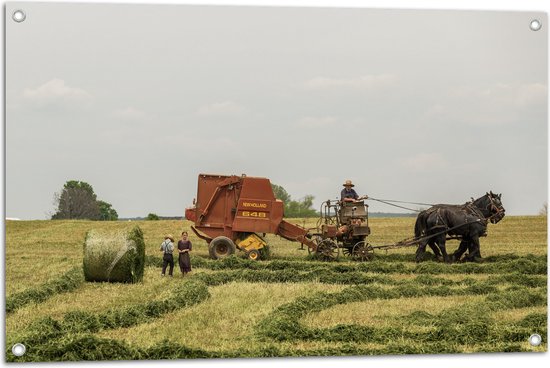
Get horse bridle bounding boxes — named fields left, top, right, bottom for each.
left=486, top=195, right=505, bottom=223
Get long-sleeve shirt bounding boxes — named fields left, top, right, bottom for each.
left=160, top=239, right=174, bottom=254
left=341, top=188, right=359, bottom=201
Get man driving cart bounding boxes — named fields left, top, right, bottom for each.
left=337, top=180, right=369, bottom=237
left=341, top=180, right=368, bottom=202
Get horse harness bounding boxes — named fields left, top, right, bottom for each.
left=426, top=204, right=487, bottom=236
left=463, top=204, right=488, bottom=236
left=432, top=207, right=448, bottom=230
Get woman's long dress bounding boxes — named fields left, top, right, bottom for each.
left=178, top=240, right=192, bottom=273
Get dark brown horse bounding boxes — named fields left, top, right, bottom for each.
left=414, top=192, right=505, bottom=262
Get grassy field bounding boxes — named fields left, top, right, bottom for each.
left=4, top=216, right=548, bottom=361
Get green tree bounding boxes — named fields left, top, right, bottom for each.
left=271, top=184, right=318, bottom=218
left=98, top=200, right=118, bottom=221
left=52, top=180, right=118, bottom=221
left=147, top=213, right=160, bottom=220
left=297, top=195, right=318, bottom=217
left=64, top=180, right=96, bottom=195
left=52, top=181, right=100, bottom=220
left=271, top=184, right=291, bottom=204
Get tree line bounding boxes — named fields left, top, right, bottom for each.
left=50, top=180, right=550, bottom=220
left=51, top=180, right=318, bottom=221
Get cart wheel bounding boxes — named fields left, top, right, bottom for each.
left=247, top=249, right=260, bottom=261
left=316, top=239, right=340, bottom=261
left=209, top=236, right=236, bottom=259
left=352, top=241, right=374, bottom=262
left=308, top=235, right=323, bottom=255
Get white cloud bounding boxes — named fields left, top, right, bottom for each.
left=456, top=83, right=547, bottom=108
left=195, top=101, right=247, bottom=117
left=400, top=153, right=448, bottom=172
left=303, top=74, right=397, bottom=91
left=424, top=82, right=548, bottom=125
left=284, top=176, right=333, bottom=200
left=22, top=78, right=93, bottom=108
left=112, top=107, right=147, bottom=121
left=515, top=83, right=547, bottom=107
left=297, top=116, right=338, bottom=128
left=423, top=104, right=447, bottom=120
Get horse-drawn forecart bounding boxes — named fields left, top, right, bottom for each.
left=186, top=174, right=506, bottom=262
left=306, top=191, right=506, bottom=263
left=308, top=199, right=374, bottom=262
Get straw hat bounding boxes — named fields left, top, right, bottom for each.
left=342, top=180, right=355, bottom=187
left=165, top=234, right=174, bottom=241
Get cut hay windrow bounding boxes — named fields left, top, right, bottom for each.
left=6, top=267, right=83, bottom=313
left=473, top=342, right=530, bottom=353
left=496, top=326, right=548, bottom=344
left=254, top=284, right=503, bottom=342
left=485, top=288, right=547, bottom=310
left=83, top=226, right=145, bottom=283
left=192, top=269, right=398, bottom=287
left=6, top=333, right=142, bottom=363
left=426, top=302, right=494, bottom=344
left=8, top=279, right=210, bottom=362
left=413, top=258, right=547, bottom=275
left=486, top=273, right=547, bottom=288
left=70, top=279, right=209, bottom=331
left=235, top=340, right=465, bottom=356
left=142, top=339, right=216, bottom=360
left=488, top=258, right=548, bottom=275
left=518, top=313, right=547, bottom=330
left=483, top=253, right=546, bottom=263
left=350, top=253, right=546, bottom=265
left=7, top=331, right=530, bottom=362
left=8, top=282, right=544, bottom=361
left=190, top=267, right=542, bottom=291
left=255, top=286, right=546, bottom=344
left=195, top=268, right=430, bottom=288
left=144, top=254, right=547, bottom=276
left=424, top=293, right=547, bottom=345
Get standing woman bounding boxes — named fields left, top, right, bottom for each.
left=178, top=231, right=192, bottom=276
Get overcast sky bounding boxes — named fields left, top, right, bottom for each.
left=5, top=2, right=547, bottom=219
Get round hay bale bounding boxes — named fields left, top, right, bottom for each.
left=83, top=226, right=145, bottom=283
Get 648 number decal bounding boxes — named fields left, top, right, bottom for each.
left=241, top=211, right=267, bottom=218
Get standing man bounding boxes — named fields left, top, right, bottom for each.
left=341, top=180, right=368, bottom=202
left=160, top=234, right=175, bottom=277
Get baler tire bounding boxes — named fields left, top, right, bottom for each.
left=247, top=249, right=260, bottom=261
left=209, top=236, right=236, bottom=259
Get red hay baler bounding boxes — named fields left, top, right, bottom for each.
left=185, top=173, right=317, bottom=260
